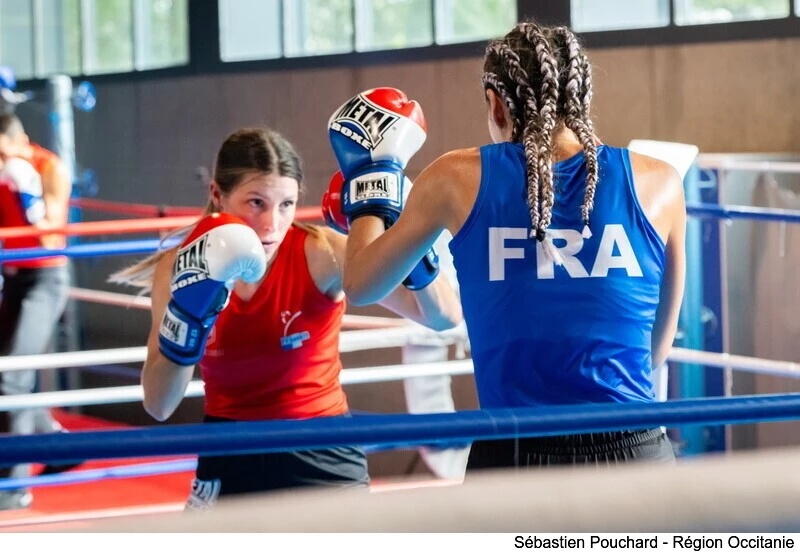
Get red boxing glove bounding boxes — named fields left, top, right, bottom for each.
left=321, top=171, right=349, bottom=234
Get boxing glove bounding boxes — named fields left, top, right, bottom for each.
left=329, top=88, right=438, bottom=290
left=0, top=65, right=15, bottom=91
left=321, top=171, right=349, bottom=234
left=322, top=167, right=412, bottom=233
left=328, top=87, right=426, bottom=228
left=324, top=169, right=439, bottom=290
left=0, top=157, right=45, bottom=224
left=158, top=213, right=267, bottom=366
left=328, top=87, right=427, bottom=175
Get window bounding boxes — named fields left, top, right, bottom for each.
left=0, top=0, right=34, bottom=80
left=0, top=0, right=188, bottom=79
left=284, top=0, right=354, bottom=57
left=674, top=0, right=790, bottom=25
left=82, top=0, right=134, bottom=75
left=219, top=0, right=281, bottom=62
left=220, top=0, right=517, bottom=62
left=355, top=0, right=433, bottom=52
left=572, top=0, right=670, bottom=32
left=134, top=0, right=189, bottom=70
left=37, top=0, right=82, bottom=77
left=435, top=0, right=517, bottom=44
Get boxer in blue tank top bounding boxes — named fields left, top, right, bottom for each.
left=340, top=21, right=686, bottom=468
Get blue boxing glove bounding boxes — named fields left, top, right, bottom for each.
left=0, top=66, right=29, bottom=112
left=0, top=65, right=16, bottom=91
left=328, top=87, right=426, bottom=227
left=328, top=87, right=427, bottom=177
left=159, top=213, right=267, bottom=366
left=340, top=165, right=439, bottom=289
left=338, top=166, right=440, bottom=290
left=329, top=87, right=440, bottom=289
left=340, top=161, right=409, bottom=228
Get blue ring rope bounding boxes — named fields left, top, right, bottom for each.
left=0, top=443, right=422, bottom=491
left=0, top=459, right=197, bottom=491
left=1, top=394, right=800, bottom=466
left=0, top=238, right=179, bottom=263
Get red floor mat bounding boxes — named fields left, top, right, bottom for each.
left=0, top=410, right=456, bottom=531
left=0, top=409, right=193, bottom=530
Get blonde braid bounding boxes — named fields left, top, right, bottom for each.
left=521, top=101, right=543, bottom=238
left=523, top=23, right=560, bottom=239
left=578, top=50, right=599, bottom=234
left=490, top=38, right=545, bottom=236
left=554, top=27, right=599, bottom=237
left=580, top=51, right=594, bottom=117
left=481, top=71, right=521, bottom=140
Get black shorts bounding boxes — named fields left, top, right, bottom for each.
left=466, top=428, right=675, bottom=471
left=188, top=414, right=369, bottom=510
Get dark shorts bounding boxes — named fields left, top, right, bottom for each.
left=466, top=428, right=675, bottom=471
left=188, top=414, right=370, bottom=510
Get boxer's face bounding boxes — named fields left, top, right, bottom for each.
left=0, top=132, right=25, bottom=162
left=212, top=171, right=299, bottom=257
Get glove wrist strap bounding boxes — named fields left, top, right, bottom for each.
left=403, top=250, right=440, bottom=291
left=158, top=300, right=215, bottom=366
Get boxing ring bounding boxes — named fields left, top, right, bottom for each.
left=2, top=149, right=800, bottom=533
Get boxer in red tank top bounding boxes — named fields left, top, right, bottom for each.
left=113, top=127, right=462, bottom=509
left=0, top=115, right=69, bottom=265
left=0, top=114, right=72, bottom=512
left=201, top=224, right=349, bottom=421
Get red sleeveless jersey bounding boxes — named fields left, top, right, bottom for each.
left=0, top=144, right=67, bottom=269
left=200, top=225, right=349, bottom=420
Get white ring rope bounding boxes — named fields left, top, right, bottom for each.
left=669, top=347, right=800, bottom=379
left=696, top=155, right=800, bottom=174
left=0, top=288, right=783, bottom=411
left=0, top=346, right=149, bottom=372
left=68, top=287, right=411, bottom=330
left=0, top=336, right=794, bottom=376
left=0, top=360, right=476, bottom=411
left=0, top=322, right=468, bottom=373
left=68, top=287, right=151, bottom=311
left=0, top=347, right=798, bottom=411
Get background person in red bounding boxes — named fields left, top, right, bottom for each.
left=113, top=126, right=462, bottom=510
left=0, top=114, right=73, bottom=511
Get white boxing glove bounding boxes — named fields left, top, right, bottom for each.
left=159, top=213, right=267, bottom=365
left=0, top=157, right=45, bottom=224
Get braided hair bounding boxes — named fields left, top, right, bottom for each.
left=482, top=22, right=599, bottom=259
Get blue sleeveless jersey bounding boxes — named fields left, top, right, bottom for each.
left=450, top=143, right=665, bottom=408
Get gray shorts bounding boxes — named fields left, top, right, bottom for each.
left=0, top=265, right=69, bottom=481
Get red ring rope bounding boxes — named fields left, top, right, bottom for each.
left=1, top=202, right=323, bottom=240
